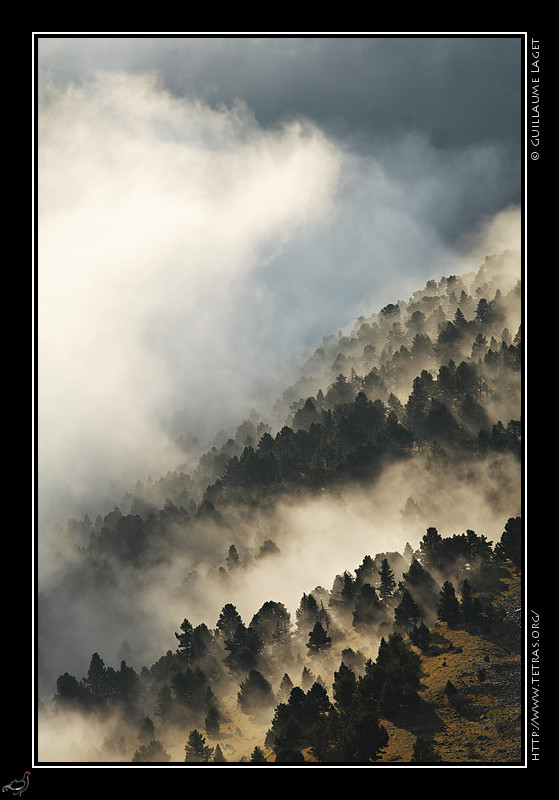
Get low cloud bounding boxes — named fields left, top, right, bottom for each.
left=38, top=71, right=342, bottom=528
left=37, top=59, right=522, bottom=555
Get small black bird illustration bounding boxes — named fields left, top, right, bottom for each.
left=2, top=772, right=30, bottom=796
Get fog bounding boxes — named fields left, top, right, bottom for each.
left=37, top=42, right=521, bottom=533
left=37, top=437, right=521, bottom=697
left=35, top=36, right=523, bottom=765
left=38, top=442, right=521, bottom=762
left=37, top=70, right=341, bottom=531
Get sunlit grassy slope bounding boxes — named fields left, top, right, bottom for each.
left=207, top=564, right=523, bottom=765
left=378, top=564, right=522, bottom=764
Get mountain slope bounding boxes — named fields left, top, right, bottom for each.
left=378, top=564, right=522, bottom=764
left=37, top=247, right=523, bottom=765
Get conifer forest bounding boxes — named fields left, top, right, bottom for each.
left=34, top=36, right=526, bottom=770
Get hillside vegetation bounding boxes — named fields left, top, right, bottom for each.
left=377, top=564, right=522, bottom=764
left=37, top=248, right=523, bottom=765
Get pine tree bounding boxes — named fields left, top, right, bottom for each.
left=300, top=666, right=315, bottom=690
left=223, top=622, right=262, bottom=673
left=53, top=672, right=89, bottom=711
left=411, top=735, right=442, bottom=763
left=460, top=578, right=480, bottom=624
left=250, top=746, right=267, bottom=763
left=394, top=588, right=421, bottom=628
left=155, top=684, right=173, bottom=723
left=332, top=662, right=357, bottom=715
left=273, top=717, right=305, bottom=763
left=352, top=583, right=383, bottom=631
left=226, top=544, right=240, bottom=569
left=307, top=621, right=331, bottom=653
left=184, top=729, right=213, bottom=763
left=84, top=652, right=107, bottom=707
left=137, top=715, right=155, bottom=744
left=408, top=621, right=431, bottom=650
left=171, top=666, right=207, bottom=712
left=175, top=618, right=194, bottom=663
left=419, top=527, right=444, bottom=571
left=213, top=744, right=227, bottom=763
left=237, top=670, right=275, bottom=715
left=306, top=681, right=332, bottom=718
left=204, top=704, right=221, bottom=737
left=216, top=603, right=243, bottom=640
left=378, top=558, right=396, bottom=601
left=437, top=581, right=461, bottom=625
left=250, top=600, right=291, bottom=650
left=296, top=593, right=320, bottom=633
left=277, top=673, right=294, bottom=703
left=333, top=710, right=388, bottom=763
left=494, top=516, right=522, bottom=567
left=132, top=739, right=172, bottom=763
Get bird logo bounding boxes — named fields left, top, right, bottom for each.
left=2, top=773, right=30, bottom=796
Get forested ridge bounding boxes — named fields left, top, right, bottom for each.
left=37, top=249, right=523, bottom=764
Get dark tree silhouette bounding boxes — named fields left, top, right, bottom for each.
left=237, top=670, right=275, bottom=715
left=184, top=729, right=213, bottom=763
left=494, top=517, right=522, bottom=567
left=204, top=704, right=221, bottom=736
left=378, top=558, right=396, bottom=601
left=332, top=662, right=357, bottom=715
left=132, top=740, right=171, bottom=763
left=213, top=744, right=227, bottom=763
left=224, top=623, right=263, bottom=673
left=277, top=673, right=294, bottom=703
left=216, top=603, right=243, bottom=641
left=411, top=736, right=442, bottom=763
left=394, top=588, right=422, bottom=628
left=175, top=618, right=194, bottom=663
left=273, top=717, right=305, bottom=763
left=250, top=746, right=267, bottom=763
left=250, top=600, right=291, bottom=651
left=437, top=581, right=461, bottom=625
left=306, top=621, right=331, bottom=653
left=155, top=684, right=173, bottom=723
left=353, top=583, right=383, bottom=631
left=408, top=621, right=432, bottom=650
